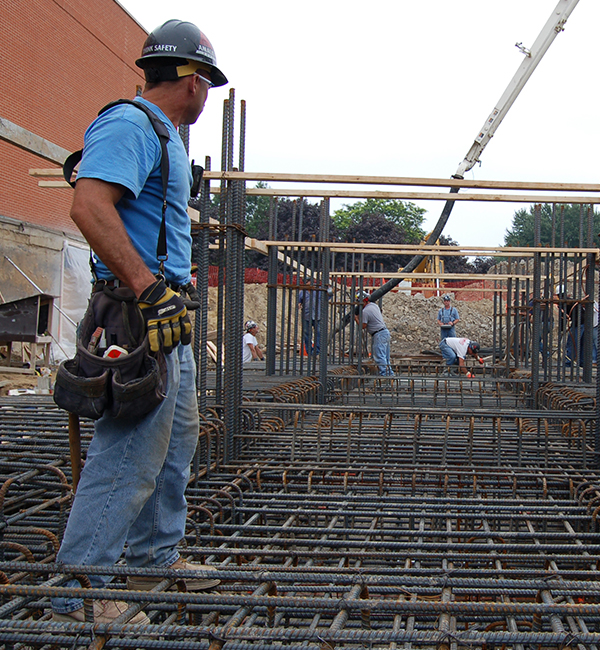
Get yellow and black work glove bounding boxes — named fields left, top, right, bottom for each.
left=138, top=279, right=192, bottom=354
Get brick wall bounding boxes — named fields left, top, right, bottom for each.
left=0, top=0, right=147, bottom=234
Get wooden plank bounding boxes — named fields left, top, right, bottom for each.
left=1, top=117, right=71, bottom=165
left=217, top=188, right=600, bottom=203
left=38, top=180, right=600, bottom=204
left=257, top=241, right=599, bottom=255
left=201, top=171, right=600, bottom=193
left=331, top=271, right=535, bottom=280
left=32, top=168, right=600, bottom=194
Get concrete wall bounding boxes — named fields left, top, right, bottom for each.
left=1, top=0, right=147, bottom=234
left=0, top=216, right=75, bottom=303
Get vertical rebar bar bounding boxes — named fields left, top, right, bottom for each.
left=531, top=205, right=542, bottom=408
left=319, top=199, right=330, bottom=403
left=266, top=199, right=278, bottom=375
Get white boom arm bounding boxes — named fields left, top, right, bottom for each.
left=455, top=0, right=580, bottom=178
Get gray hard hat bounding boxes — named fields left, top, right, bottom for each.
left=136, top=19, right=228, bottom=87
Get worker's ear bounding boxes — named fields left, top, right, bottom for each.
left=186, top=73, right=199, bottom=94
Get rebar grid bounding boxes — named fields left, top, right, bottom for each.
left=2, top=394, right=600, bottom=649
left=231, top=404, right=596, bottom=470
left=2, top=468, right=600, bottom=649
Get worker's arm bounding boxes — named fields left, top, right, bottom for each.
left=247, top=342, right=263, bottom=360
left=457, top=357, right=472, bottom=376
left=353, top=314, right=368, bottom=330
left=70, top=178, right=156, bottom=298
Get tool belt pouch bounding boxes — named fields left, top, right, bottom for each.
left=54, top=285, right=167, bottom=420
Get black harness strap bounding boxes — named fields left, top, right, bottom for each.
left=63, top=99, right=171, bottom=270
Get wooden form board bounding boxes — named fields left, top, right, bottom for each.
left=200, top=171, right=600, bottom=193
left=30, top=168, right=600, bottom=203
left=245, top=241, right=599, bottom=257
left=2, top=118, right=70, bottom=165
left=34, top=180, right=600, bottom=204
left=30, top=168, right=600, bottom=193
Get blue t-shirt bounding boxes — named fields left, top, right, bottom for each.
left=77, top=97, right=193, bottom=285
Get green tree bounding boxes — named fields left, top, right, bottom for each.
left=342, top=213, right=413, bottom=271
left=244, top=181, right=271, bottom=237
left=333, top=199, right=426, bottom=243
left=244, top=197, right=332, bottom=269
left=504, top=204, right=600, bottom=247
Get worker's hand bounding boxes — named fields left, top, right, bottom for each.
left=138, top=279, right=191, bottom=354
left=478, top=356, right=484, bottom=365
left=180, top=281, right=201, bottom=311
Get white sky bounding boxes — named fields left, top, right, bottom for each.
left=117, top=0, right=598, bottom=247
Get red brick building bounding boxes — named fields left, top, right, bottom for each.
left=0, top=0, right=148, bottom=356
left=1, top=0, right=147, bottom=234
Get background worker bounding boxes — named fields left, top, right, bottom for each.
left=52, top=20, right=226, bottom=624
left=564, top=297, right=598, bottom=367
left=243, top=320, right=264, bottom=363
left=298, top=283, right=324, bottom=356
left=439, top=337, right=483, bottom=377
left=355, top=291, right=394, bottom=376
left=437, top=294, right=460, bottom=340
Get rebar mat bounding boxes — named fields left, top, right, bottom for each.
left=1, top=396, right=600, bottom=649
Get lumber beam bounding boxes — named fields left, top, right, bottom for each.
left=200, top=171, right=600, bottom=193
left=214, top=187, right=600, bottom=204
left=257, top=241, right=599, bottom=256
left=2, top=117, right=70, bottom=165
left=30, top=168, right=600, bottom=194
left=35, top=180, right=600, bottom=204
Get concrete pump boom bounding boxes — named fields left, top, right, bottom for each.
left=367, top=0, right=580, bottom=304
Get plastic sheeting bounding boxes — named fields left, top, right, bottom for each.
left=55, top=242, right=93, bottom=361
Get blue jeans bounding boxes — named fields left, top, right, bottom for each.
left=440, top=326, right=455, bottom=340
left=303, top=319, right=320, bottom=355
left=372, top=329, right=394, bottom=376
left=439, top=339, right=459, bottom=366
left=53, top=344, right=199, bottom=614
